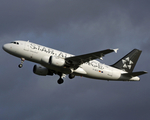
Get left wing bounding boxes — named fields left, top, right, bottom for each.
left=65, top=48, right=118, bottom=69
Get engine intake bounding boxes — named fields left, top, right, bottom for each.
left=33, top=65, right=53, bottom=76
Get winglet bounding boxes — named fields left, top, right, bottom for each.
left=100, top=57, right=103, bottom=60
left=113, top=48, right=119, bottom=53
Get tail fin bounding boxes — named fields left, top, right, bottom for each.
left=112, top=49, right=142, bottom=73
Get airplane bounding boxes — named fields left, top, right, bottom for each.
left=3, top=40, right=147, bottom=84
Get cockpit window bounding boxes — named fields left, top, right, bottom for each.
left=11, top=42, right=19, bottom=45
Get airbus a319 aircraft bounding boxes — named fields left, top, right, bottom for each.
left=3, top=40, right=147, bottom=84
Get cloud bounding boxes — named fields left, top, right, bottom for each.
left=0, top=0, right=150, bottom=120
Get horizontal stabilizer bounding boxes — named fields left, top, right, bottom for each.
left=122, top=71, right=147, bottom=77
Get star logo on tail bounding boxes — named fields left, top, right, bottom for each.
left=122, top=57, right=133, bottom=69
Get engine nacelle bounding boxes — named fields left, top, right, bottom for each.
left=50, top=56, right=65, bottom=67
left=33, top=65, right=53, bottom=76
left=41, top=56, right=65, bottom=67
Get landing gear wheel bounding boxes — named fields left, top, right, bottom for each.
left=18, top=64, right=23, bottom=68
left=18, top=58, right=25, bottom=68
left=69, top=74, right=75, bottom=79
left=57, top=78, right=64, bottom=84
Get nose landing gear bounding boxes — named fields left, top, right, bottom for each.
left=18, top=58, right=25, bottom=68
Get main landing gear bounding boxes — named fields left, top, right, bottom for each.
left=18, top=58, right=25, bottom=68
left=69, top=74, right=75, bottom=79
left=57, top=73, right=75, bottom=84
left=57, top=78, right=64, bottom=84
left=57, top=73, right=66, bottom=84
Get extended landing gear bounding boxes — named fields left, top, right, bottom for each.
left=57, top=73, right=75, bottom=84
left=18, top=64, right=23, bottom=68
left=69, top=74, right=75, bottom=79
left=18, top=58, right=25, bottom=68
left=57, top=78, right=64, bottom=84
left=57, top=73, right=66, bottom=84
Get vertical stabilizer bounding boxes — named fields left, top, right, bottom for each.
left=112, top=49, right=142, bottom=73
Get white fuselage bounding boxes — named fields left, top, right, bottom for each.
left=3, top=40, right=140, bottom=81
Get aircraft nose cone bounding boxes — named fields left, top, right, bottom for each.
left=3, top=44, right=9, bottom=52
left=3, top=44, right=7, bottom=51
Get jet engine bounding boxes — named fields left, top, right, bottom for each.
left=41, top=56, right=66, bottom=67
left=33, top=65, right=53, bottom=76
left=50, top=56, right=65, bottom=66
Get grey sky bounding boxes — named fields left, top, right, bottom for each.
left=0, top=0, right=150, bottom=120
